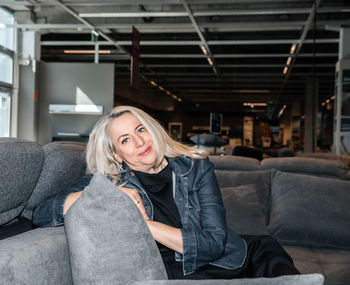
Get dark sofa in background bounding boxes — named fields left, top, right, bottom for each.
left=2, top=138, right=349, bottom=284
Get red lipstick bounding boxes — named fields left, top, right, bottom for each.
left=139, top=146, right=151, bottom=156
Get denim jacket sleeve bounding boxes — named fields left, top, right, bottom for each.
left=32, top=174, right=93, bottom=227
left=178, top=158, right=227, bottom=274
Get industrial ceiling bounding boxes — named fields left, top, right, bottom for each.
left=2, top=0, right=350, bottom=118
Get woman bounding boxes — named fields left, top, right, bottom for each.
left=33, top=105, right=299, bottom=279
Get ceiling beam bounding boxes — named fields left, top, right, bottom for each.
left=78, top=7, right=350, bottom=18
left=280, top=0, right=322, bottom=96
left=40, top=38, right=338, bottom=46
left=181, top=0, right=219, bottom=75
left=9, top=20, right=348, bottom=32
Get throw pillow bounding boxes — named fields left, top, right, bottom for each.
left=268, top=171, right=350, bottom=250
left=221, top=184, right=268, bottom=235
left=64, top=173, right=167, bottom=284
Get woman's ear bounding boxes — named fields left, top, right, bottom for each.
left=113, top=152, right=122, bottom=164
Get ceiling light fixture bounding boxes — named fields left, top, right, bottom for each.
left=200, top=45, right=208, bottom=55
left=283, top=66, right=288, bottom=74
left=278, top=104, right=287, bottom=118
left=158, top=86, right=165, bottom=91
left=286, top=56, right=292, bottom=66
left=150, top=81, right=158, bottom=87
left=207, top=58, right=213, bottom=65
left=64, top=50, right=111, bottom=54
left=237, top=90, right=270, bottom=94
left=290, top=44, right=297, bottom=55
left=243, top=102, right=267, bottom=107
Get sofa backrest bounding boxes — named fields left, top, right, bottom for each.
left=0, top=138, right=44, bottom=226
left=209, top=155, right=261, bottom=171
left=261, top=157, right=349, bottom=180
left=21, top=141, right=87, bottom=220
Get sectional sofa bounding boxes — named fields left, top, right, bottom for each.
left=1, top=137, right=349, bottom=284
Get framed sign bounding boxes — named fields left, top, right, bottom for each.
left=168, top=122, right=183, bottom=141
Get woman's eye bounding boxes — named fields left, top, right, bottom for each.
left=137, top=127, right=145, bottom=133
left=121, top=138, right=129, bottom=144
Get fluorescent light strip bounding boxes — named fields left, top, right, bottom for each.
left=243, top=102, right=267, bottom=107
left=64, top=50, right=111, bottom=54
left=290, top=44, right=297, bottom=54
left=200, top=45, right=208, bottom=55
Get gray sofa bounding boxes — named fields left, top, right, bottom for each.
left=2, top=138, right=348, bottom=284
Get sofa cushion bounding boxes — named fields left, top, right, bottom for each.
left=284, top=245, right=350, bottom=284
left=133, top=273, right=324, bottom=284
left=214, top=170, right=272, bottom=220
left=21, top=141, right=86, bottom=220
left=268, top=171, right=350, bottom=250
left=64, top=173, right=167, bottom=284
left=261, top=157, right=348, bottom=180
left=221, top=185, right=268, bottom=235
left=210, top=155, right=261, bottom=171
left=0, top=227, right=72, bottom=285
left=0, top=138, right=44, bottom=226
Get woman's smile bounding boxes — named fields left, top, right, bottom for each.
left=139, top=146, right=152, bottom=156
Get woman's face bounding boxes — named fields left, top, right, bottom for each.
left=108, top=112, right=157, bottom=173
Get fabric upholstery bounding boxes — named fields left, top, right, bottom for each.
left=64, top=173, right=167, bottom=285
left=261, top=157, right=348, bottom=179
left=0, top=227, right=72, bottom=285
left=210, top=155, right=261, bottom=171
left=0, top=138, right=44, bottom=226
left=214, top=170, right=272, bottom=220
left=268, top=171, right=350, bottom=250
left=284, top=246, right=350, bottom=284
left=133, top=273, right=324, bottom=284
left=21, top=141, right=87, bottom=219
left=221, top=185, right=268, bottom=235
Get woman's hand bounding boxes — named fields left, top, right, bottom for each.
left=118, top=186, right=149, bottom=221
left=63, top=191, right=83, bottom=215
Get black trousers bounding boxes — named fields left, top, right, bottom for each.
left=163, top=235, right=300, bottom=280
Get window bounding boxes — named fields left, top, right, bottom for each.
left=0, top=7, right=14, bottom=137
left=0, top=8, right=14, bottom=50
left=0, top=92, right=10, bottom=137
left=0, top=52, right=13, bottom=84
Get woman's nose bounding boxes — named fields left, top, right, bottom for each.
left=134, top=135, right=145, bottom=147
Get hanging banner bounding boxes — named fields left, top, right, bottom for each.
left=130, top=26, right=140, bottom=89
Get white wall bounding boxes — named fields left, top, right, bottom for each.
left=38, top=62, right=114, bottom=145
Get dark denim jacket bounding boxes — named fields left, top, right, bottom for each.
left=33, top=156, right=247, bottom=275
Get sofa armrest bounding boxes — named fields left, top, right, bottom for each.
left=132, top=273, right=324, bottom=284
left=0, top=227, right=72, bottom=285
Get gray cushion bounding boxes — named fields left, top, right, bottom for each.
left=210, top=155, right=261, bottom=171
left=21, top=141, right=86, bottom=219
left=268, top=171, right=350, bottom=250
left=214, top=170, right=272, bottom=220
left=261, top=157, right=348, bottom=179
left=0, top=227, right=72, bottom=285
left=284, top=245, right=350, bottom=283
left=64, top=173, right=167, bottom=285
left=0, top=138, right=44, bottom=225
left=133, top=273, right=324, bottom=284
left=221, top=185, right=268, bottom=235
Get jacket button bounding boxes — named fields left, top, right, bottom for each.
left=178, top=180, right=181, bottom=183
left=188, top=190, right=193, bottom=195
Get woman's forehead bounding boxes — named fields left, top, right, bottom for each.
left=109, top=112, right=141, bottom=135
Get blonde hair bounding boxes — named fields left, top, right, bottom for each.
left=86, top=105, right=207, bottom=182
